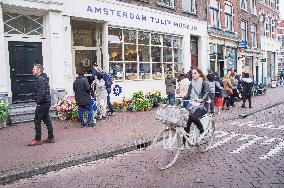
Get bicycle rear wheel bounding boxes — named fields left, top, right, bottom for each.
left=196, top=120, right=215, bottom=152
left=151, top=127, right=181, bottom=170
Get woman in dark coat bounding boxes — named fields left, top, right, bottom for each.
left=241, top=73, right=254, bottom=108
left=73, top=72, right=93, bottom=127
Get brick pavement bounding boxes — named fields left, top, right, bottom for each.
left=0, top=87, right=284, bottom=185
left=6, top=97, right=284, bottom=188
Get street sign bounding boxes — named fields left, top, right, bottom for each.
left=238, top=40, right=247, bottom=49
left=261, top=58, right=266, bottom=62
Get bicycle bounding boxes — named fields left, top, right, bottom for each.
left=152, top=101, right=216, bottom=170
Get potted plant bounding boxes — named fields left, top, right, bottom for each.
left=146, top=90, right=163, bottom=108
left=0, top=101, right=9, bottom=128
left=132, top=91, right=150, bottom=111
left=55, top=96, right=78, bottom=122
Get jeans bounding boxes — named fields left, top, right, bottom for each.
left=34, top=104, right=54, bottom=140
left=168, top=94, right=175, bottom=106
left=107, top=88, right=115, bottom=113
left=78, top=103, right=93, bottom=125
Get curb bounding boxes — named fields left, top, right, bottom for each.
left=0, top=139, right=152, bottom=185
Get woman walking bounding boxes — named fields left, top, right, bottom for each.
left=223, top=73, right=233, bottom=110
left=96, top=73, right=108, bottom=119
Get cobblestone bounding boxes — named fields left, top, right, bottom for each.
left=1, top=87, right=284, bottom=187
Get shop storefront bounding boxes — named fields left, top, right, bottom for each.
left=0, top=0, right=208, bottom=103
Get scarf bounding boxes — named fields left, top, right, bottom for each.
left=190, top=77, right=203, bottom=99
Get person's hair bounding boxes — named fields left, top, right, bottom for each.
left=78, top=72, right=84, bottom=76
left=93, top=63, right=98, bottom=67
left=244, top=72, right=250, bottom=78
left=192, top=67, right=206, bottom=80
left=231, top=71, right=236, bottom=77
left=34, top=64, right=43, bottom=73
left=207, top=73, right=214, bottom=82
left=224, top=73, right=230, bottom=79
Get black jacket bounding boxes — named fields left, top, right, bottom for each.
left=73, top=76, right=91, bottom=107
left=35, top=73, right=51, bottom=105
left=241, top=78, right=254, bottom=97
left=183, top=80, right=210, bottom=103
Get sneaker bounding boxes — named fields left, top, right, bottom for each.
left=102, top=116, right=106, bottom=119
left=42, top=138, right=55, bottom=144
left=81, top=123, right=87, bottom=128
left=28, top=139, right=42, bottom=146
left=241, top=105, right=247, bottom=108
left=87, top=123, right=96, bottom=127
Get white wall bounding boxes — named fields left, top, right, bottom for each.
left=0, top=5, right=7, bottom=95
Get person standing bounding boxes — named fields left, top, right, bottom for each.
left=165, top=72, right=176, bottom=106
left=96, top=73, right=108, bottom=119
left=28, top=64, right=54, bottom=146
left=241, top=73, right=254, bottom=108
left=73, top=72, right=94, bottom=127
left=230, top=71, right=238, bottom=107
left=214, top=73, right=224, bottom=114
left=207, top=73, right=216, bottom=114
left=223, top=73, right=233, bottom=110
left=176, top=73, right=191, bottom=108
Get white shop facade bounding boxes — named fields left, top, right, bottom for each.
left=0, top=0, right=208, bottom=104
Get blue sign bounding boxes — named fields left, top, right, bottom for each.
left=238, top=40, right=247, bottom=49
left=113, top=84, right=122, bottom=96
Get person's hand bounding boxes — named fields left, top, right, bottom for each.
left=195, top=99, right=203, bottom=103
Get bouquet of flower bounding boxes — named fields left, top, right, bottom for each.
left=132, top=91, right=150, bottom=111
left=146, top=90, right=163, bottom=107
left=55, top=96, right=78, bottom=121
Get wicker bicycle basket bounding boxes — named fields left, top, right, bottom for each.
left=155, top=104, right=190, bottom=127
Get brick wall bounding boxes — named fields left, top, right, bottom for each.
left=115, top=0, right=207, bottom=21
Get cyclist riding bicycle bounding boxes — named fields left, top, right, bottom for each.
left=182, top=67, right=210, bottom=141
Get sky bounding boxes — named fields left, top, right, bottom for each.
left=280, top=0, right=284, bottom=20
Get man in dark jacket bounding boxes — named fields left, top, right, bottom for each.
left=73, top=72, right=94, bottom=127
left=28, top=64, right=54, bottom=146
left=241, top=73, right=254, bottom=108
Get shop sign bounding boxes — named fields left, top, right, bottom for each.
left=261, top=58, right=266, bottom=62
left=238, top=40, right=247, bottom=49
left=86, top=5, right=199, bottom=32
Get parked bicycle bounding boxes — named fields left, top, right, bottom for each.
left=151, top=100, right=216, bottom=170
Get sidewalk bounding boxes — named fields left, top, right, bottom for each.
left=1, top=87, right=284, bottom=184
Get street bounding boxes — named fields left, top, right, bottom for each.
left=4, top=101, right=284, bottom=187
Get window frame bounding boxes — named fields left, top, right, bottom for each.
left=240, top=0, right=248, bottom=11
left=156, top=0, right=175, bottom=9
left=241, top=20, right=248, bottom=41
left=210, top=0, right=220, bottom=28
left=225, top=3, right=233, bottom=31
left=250, top=24, right=257, bottom=48
left=181, top=0, right=197, bottom=14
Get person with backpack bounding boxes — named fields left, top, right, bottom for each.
left=102, top=71, right=115, bottom=116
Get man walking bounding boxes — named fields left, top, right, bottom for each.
left=28, top=64, right=54, bottom=146
left=73, top=72, right=94, bottom=127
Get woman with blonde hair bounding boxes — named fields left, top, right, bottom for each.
left=223, top=72, right=233, bottom=110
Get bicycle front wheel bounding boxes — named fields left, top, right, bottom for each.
left=151, top=127, right=181, bottom=170
left=196, top=120, right=215, bottom=152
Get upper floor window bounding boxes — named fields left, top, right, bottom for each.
left=241, top=20, right=247, bottom=41
left=240, top=0, right=248, bottom=10
left=251, top=24, right=257, bottom=47
left=157, top=0, right=175, bottom=8
left=3, top=12, right=43, bottom=35
left=250, top=0, right=256, bottom=15
left=182, top=0, right=196, bottom=14
left=225, top=4, right=233, bottom=31
left=265, top=19, right=270, bottom=37
left=210, top=0, right=220, bottom=28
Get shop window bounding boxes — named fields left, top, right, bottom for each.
left=182, top=0, right=196, bottom=14
left=163, top=63, right=173, bottom=77
left=191, top=37, right=198, bottom=68
left=3, top=12, right=43, bottom=35
left=124, top=44, right=137, bottom=61
left=73, top=21, right=97, bottom=47
left=152, top=63, right=163, bottom=79
left=125, top=62, right=138, bottom=80
left=108, top=27, right=182, bottom=81
left=151, top=46, right=162, bottom=62
left=157, top=0, right=175, bottom=8
left=109, top=62, right=124, bottom=81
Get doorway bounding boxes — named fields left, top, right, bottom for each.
left=9, top=41, right=42, bottom=103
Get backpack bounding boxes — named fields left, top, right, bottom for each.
left=102, top=71, right=113, bottom=87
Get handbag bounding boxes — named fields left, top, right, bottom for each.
left=185, top=101, right=207, bottom=120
